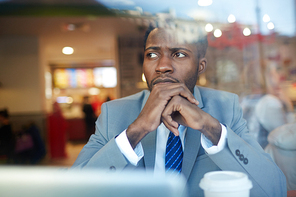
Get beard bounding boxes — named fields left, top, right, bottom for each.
left=146, top=73, right=198, bottom=94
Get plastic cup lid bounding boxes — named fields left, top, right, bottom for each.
left=199, top=171, right=253, bottom=192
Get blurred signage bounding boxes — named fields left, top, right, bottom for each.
left=93, top=67, right=117, bottom=88
left=53, top=67, right=117, bottom=89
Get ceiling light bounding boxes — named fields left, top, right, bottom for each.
left=62, top=47, right=74, bottom=55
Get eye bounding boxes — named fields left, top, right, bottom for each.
left=147, top=53, right=158, bottom=58
left=174, top=52, right=186, bottom=58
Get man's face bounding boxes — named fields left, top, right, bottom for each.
left=143, top=28, right=206, bottom=93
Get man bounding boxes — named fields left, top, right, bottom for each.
left=73, top=26, right=286, bottom=196
left=0, top=109, right=15, bottom=162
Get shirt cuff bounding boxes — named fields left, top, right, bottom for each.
left=201, top=123, right=227, bottom=155
left=115, top=129, right=144, bottom=166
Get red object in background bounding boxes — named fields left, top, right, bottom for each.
left=47, top=102, right=67, bottom=159
left=91, top=98, right=103, bottom=116
left=207, top=22, right=275, bottom=50
left=287, top=190, right=296, bottom=197
left=66, top=119, right=86, bottom=140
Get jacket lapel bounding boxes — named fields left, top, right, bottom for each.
left=182, top=86, right=204, bottom=180
left=141, top=130, right=157, bottom=169
left=182, top=127, right=201, bottom=180
left=139, top=90, right=156, bottom=169
left=194, top=86, right=204, bottom=109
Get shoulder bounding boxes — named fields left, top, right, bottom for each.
left=257, top=94, right=282, bottom=107
left=197, top=86, right=238, bottom=102
left=195, top=86, right=240, bottom=115
left=106, top=90, right=148, bottom=105
left=260, top=94, right=280, bottom=102
left=195, top=86, right=244, bottom=127
left=98, top=91, right=149, bottom=130
left=102, top=90, right=149, bottom=112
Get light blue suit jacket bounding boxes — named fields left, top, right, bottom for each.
left=73, top=86, right=287, bottom=197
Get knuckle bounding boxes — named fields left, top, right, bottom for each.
left=171, top=95, right=181, bottom=103
left=161, top=112, right=168, bottom=119
left=178, top=85, right=185, bottom=92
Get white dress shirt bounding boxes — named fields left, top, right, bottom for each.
left=115, top=123, right=227, bottom=172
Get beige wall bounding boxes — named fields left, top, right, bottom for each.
left=0, top=35, right=43, bottom=114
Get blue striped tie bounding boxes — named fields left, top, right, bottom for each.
left=165, top=131, right=183, bottom=173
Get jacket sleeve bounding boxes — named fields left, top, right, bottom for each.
left=208, top=94, right=287, bottom=197
left=71, top=103, right=134, bottom=171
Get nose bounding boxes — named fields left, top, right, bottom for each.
left=155, top=55, right=173, bottom=74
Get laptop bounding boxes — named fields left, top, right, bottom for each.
left=0, top=166, right=187, bottom=197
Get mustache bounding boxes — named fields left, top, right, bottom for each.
left=150, top=76, right=180, bottom=86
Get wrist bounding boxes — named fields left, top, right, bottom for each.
left=126, top=122, right=149, bottom=149
left=200, top=117, right=222, bottom=145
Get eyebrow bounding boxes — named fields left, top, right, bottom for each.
left=145, top=46, right=192, bottom=53
left=144, top=46, right=160, bottom=51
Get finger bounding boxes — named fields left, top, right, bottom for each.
left=162, top=107, right=179, bottom=134
left=162, top=101, right=180, bottom=135
left=168, top=83, right=198, bottom=105
left=162, top=119, right=179, bottom=136
left=156, top=83, right=199, bottom=106
left=162, top=111, right=179, bottom=129
left=176, top=85, right=199, bottom=105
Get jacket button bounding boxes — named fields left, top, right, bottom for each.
left=244, top=158, right=248, bottom=165
left=235, top=149, right=240, bottom=156
left=109, top=166, right=116, bottom=171
left=239, top=154, right=244, bottom=161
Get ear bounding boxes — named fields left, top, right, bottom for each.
left=198, top=58, right=207, bottom=74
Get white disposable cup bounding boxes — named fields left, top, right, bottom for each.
left=199, top=171, right=253, bottom=197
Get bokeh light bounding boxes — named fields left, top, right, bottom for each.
left=228, top=14, right=236, bottom=23
left=214, top=29, right=222, bottom=37
left=205, top=23, right=213, bottom=32
left=62, top=47, right=74, bottom=55
left=243, top=27, right=251, bottom=36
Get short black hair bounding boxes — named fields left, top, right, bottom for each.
left=143, top=23, right=208, bottom=59
left=143, top=24, right=157, bottom=50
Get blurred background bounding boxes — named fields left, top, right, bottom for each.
left=0, top=0, right=295, bottom=168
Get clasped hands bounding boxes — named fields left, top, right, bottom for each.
left=126, top=83, right=221, bottom=149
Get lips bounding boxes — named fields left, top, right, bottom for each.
left=151, top=77, right=179, bottom=86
